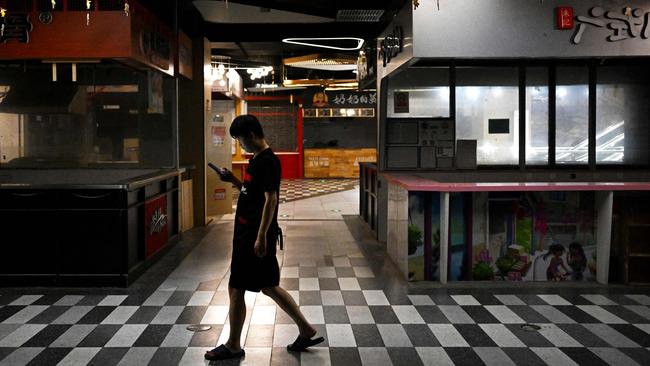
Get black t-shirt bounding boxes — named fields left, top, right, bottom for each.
left=234, top=148, right=281, bottom=241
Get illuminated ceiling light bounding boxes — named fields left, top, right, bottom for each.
left=282, top=37, right=364, bottom=51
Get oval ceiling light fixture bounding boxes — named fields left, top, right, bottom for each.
left=282, top=37, right=364, bottom=51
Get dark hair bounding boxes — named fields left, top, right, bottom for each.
left=230, top=114, right=264, bottom=139
left=543, top=243, right=566, bottom=260
left=569, top=242, right=587, bottom=261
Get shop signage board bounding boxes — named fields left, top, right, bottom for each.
left=303, top=90, right=377, bottom=108
left=304, top=148, right=377, bottom=178
left=409, top=0, right=650, bottom=58
left=145, top=195, right=169, bottom=258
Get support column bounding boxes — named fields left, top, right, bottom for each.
left=596, top=191, right=614, bottom=285
left=440, top=192, right=450, bottom=284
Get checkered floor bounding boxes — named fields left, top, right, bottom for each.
left=1, top=190, right=650, bottom=365
left=234, top=179, right=358, bottom=205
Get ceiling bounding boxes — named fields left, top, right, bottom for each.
left=192, top=0, right=408, bottom=88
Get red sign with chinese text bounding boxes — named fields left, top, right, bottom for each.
left=145, top=195, right=169, bottom=258
left=557, top=7, right=574, bottom=30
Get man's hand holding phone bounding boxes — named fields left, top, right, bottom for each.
left=208, top=163, right=234, bottom=183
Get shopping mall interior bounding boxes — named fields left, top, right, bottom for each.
left=1, top=0, right=650, bottom=365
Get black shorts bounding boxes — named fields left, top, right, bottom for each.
left=228, top=227, right=280, bottom=292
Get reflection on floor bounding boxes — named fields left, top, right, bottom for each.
left=1, top=188, right=650, bottom=366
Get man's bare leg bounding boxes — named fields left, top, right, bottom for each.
left=225, top=286, right=247, bottom=351
left=262, top=286, right=316, bottom=337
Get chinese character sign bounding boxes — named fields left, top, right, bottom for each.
left=305, top=91, right=377, bottom=108
left=573, top=6, right=650, bottom=44
left=1, top=14, right=33, bottom=44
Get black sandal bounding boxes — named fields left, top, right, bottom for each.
left=286, top=334, right=325, bottom=352
left=204, top=344, right=245, bottom=361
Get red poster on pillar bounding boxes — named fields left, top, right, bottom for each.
left=145, top=195, right=169, bottom=258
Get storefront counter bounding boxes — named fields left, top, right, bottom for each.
left=0, top=169, right=182, bottom=287
left=383, top=172, right=650, bottom=285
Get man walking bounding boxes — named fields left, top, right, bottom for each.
left=205, top=115, right=324, bottom=361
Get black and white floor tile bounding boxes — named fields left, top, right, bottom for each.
left=1, top=189, right=650, bottom=365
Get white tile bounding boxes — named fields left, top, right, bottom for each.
left=626, top=294, right=650, bottom=306
left=187, top=291, right=215, bottom=306
left=101, top=306, right=139, bottom=325
left=438, top=305, right=475, bottom=324
left=50, top=325, right=97, bottom=348
left=577, top=305, right=627, bottom=324
left=211, top=291, right=230, bottom=305
left=415, top=347, right=454, bottom=366
left=317, top=267, right=337, bottom=278
left=0, top=324, right=47, bottom=347
left=635, top=324, right=650, bottom=335
left=392, top=305, right=425, bottom=324
left=338, top=278, right=361, bottom=291
left=353, top=267, right=375, bottom=278
left=300, top=306, right=325, bottom=324
left=52, top=306, right=94, bottom=325
left=494, top=295, right=526, bottom=306
left=531, top=347, right=579, bottom=366
left=288, top=291, right=300, bottom=305
left=530, top=305, right=576, bottom=324
left=321, top=291, right=345, bottom=306
left=301, top=347, right=331, bottom=366
left=333, top=257, right=352, bottom=267
left=363, top=290, right=390, bottom=306
left=160, top=324, right=194, bottom=347
left=359, top=347, right=393, bottom=366
left=281, top=266, right=299, bottom=278
left=479, top=324, right=526, bottom=347
left=9, top=295, right=43, bottom=306
left=142, top=291, right=174, bottom=306
left=250, top=305, right=276, bottom=325
left=201, top=306, right=229, bottom=324
left=151, top=306, right=184, bottom=324
left=377, top=324, right=412, bottom=347
left=97, top=295, right=128, bottom=307
left=0, top=324, right=21, bottom=342
left=240, top=347, right=272, bottom=366
left=56, top=347, right=101, bottom=366
left=105, top=324, right=147, bottom=347
left=581, top=294, right=617, bottom=306
left=537, top=324, right=582, bottom=347
left=54, top=295, right=85, bottom=307
left=408, top=295, right=434, bottom=306
left=484, top=305, right=525, bottom=324
left=299, top=278, right=320, bottom=291
left=273, top=324, right=298, bottom=347
left=346, top=306, right=375, bottom=324
left=178, top=347, right=208, bottom=366
left=326, top=324, right=356, bottom=347
left=474, top=347, right=517, bottom=366
left=583, top=324, right=640, bottom=348
left=537, top=294, right=572, bottom=306
left=589, top=347, right=642, bottom=366
left=117, top=347, right=157, bottom=366
left=428, top=324, right=470, bottom=347
left=451, top=295, right=480, bottom=306
left=244, top=291, right=258, bottom=306
left=2, top=306, right=48, bottom=324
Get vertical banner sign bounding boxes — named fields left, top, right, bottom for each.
left=393, top=92, right=410, bottom=113
left=556, top=7, right=574, bottom=30
left=145, top=195, right=169, bottom=258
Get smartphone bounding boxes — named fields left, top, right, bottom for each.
left=207, top=162, right=226, bottom=178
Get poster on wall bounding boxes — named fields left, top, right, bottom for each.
left=474, top=191, right=597, bottom=282
left=211, top=126, right=226, bottom=146
left=214, top=188, right=226, bottom=200
left=393, top=91, right=409, bottom=113
left=147, top=70, right=164, bottom=114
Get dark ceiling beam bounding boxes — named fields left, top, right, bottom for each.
left=201, top=22, right=385, bottom=42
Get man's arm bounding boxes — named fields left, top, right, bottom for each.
left=254, top=191, right=278, bottom=257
